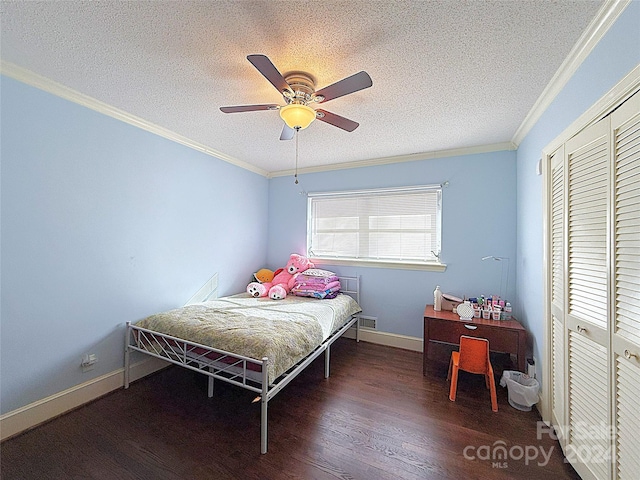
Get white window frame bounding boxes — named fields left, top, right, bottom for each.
left=306, top=185, right=446, bottom=271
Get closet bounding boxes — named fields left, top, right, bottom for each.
left=546, top=90, right=639, bottom=480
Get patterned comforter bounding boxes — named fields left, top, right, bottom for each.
left=135, top=293, right=362, bottom=382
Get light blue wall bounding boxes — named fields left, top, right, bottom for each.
left=267, top=150, right=517, bottom=338
left=0, top=77, right=269, bottom=414
left=516, top=3, right=640, bottom=385
left=2, top=2, right=636, bottom=420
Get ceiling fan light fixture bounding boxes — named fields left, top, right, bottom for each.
left=279, top=103, right=316, bottom=130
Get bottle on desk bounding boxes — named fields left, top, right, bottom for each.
left=434, top=286, right=442, bottom=311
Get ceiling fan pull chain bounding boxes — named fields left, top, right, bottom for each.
left=294, top=128, right=299, bottom=184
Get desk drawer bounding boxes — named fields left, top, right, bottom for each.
left=428, top=319, right=519, bottom=354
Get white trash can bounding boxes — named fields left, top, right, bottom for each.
left=500, top=370, right=539, bottom=411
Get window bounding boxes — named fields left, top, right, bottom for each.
left=307, top=185, right=443, bottom=270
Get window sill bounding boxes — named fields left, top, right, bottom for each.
left=310, top=257, right=447, bottom=272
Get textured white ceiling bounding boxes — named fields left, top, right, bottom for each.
left=1, top=0, right=604, bottom=174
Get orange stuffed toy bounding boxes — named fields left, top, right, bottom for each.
left=253, top=268, right=277, bottom=283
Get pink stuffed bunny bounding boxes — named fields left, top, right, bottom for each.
left=247, top=254, right=315, bottom=300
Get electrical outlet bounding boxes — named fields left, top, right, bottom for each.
left=81, top=353, right=97, bottom=372
left=529, top=356, right=537, bottom=378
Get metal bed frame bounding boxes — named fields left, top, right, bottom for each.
left=124, top=275, right=360, bottom=454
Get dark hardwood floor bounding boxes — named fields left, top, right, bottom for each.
left=1, top=339, right=579, bottom=480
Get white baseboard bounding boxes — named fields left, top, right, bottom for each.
left=343, top=327, right=423, bottom=352
left=1, top=330, right=422, bottom=441
left=0, top=357, right=169, bottom=441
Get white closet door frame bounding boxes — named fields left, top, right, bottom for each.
left=542, top=66, right=640, bottom=429
left=542, top=66, right=640, bottom=480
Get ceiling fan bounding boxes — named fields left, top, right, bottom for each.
left=220, top=54, right=372, bottom=140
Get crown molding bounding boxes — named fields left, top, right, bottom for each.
left=0, top=61, right=270, bottom=178
left=0, top=62, right=516, bottom=178
left=268, top=141, right=517, bottom=178
left=10, top=0, right=626, bottom=185
left=542, top=63, right=639, bottom=157
left=511, top=0, right=631, bottom=147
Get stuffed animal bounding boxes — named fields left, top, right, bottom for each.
left=247, top=254, right=315, bottom=300
left=253, top=268, right=277, bottom=283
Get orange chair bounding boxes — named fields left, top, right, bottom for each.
left=447, top=335, right=498, bottom=412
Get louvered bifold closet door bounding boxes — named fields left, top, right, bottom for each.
left=566, top=117, right=610, bottom=334
left=564, top=117, right=611, bottom=480
left=610, top=91, right=640, bottom=480
left=550, top=147, right=567, bottom=440
left=568, top=332, right=610, bottom=480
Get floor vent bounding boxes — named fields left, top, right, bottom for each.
left=358, top=315, right=377, bottom=330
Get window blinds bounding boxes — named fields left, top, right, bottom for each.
left=307, top=186, right=441, bottom=263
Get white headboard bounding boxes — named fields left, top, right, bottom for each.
left=338, top=275, right=360, bottom=305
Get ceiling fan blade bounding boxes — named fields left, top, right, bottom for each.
left=220, top=104, right=279, bottom=113
left=247, top=54, right=292, bottom=94
left=280, top=124, right=295, bottom=141
left=315, top=109, right=359, bottom=132
left=315, top=71, right=372, bottom=103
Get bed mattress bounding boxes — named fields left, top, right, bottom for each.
left=135, top=293, right=361, bottom=382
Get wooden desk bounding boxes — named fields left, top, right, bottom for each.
left=423, top=305, right=527, bottom=375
